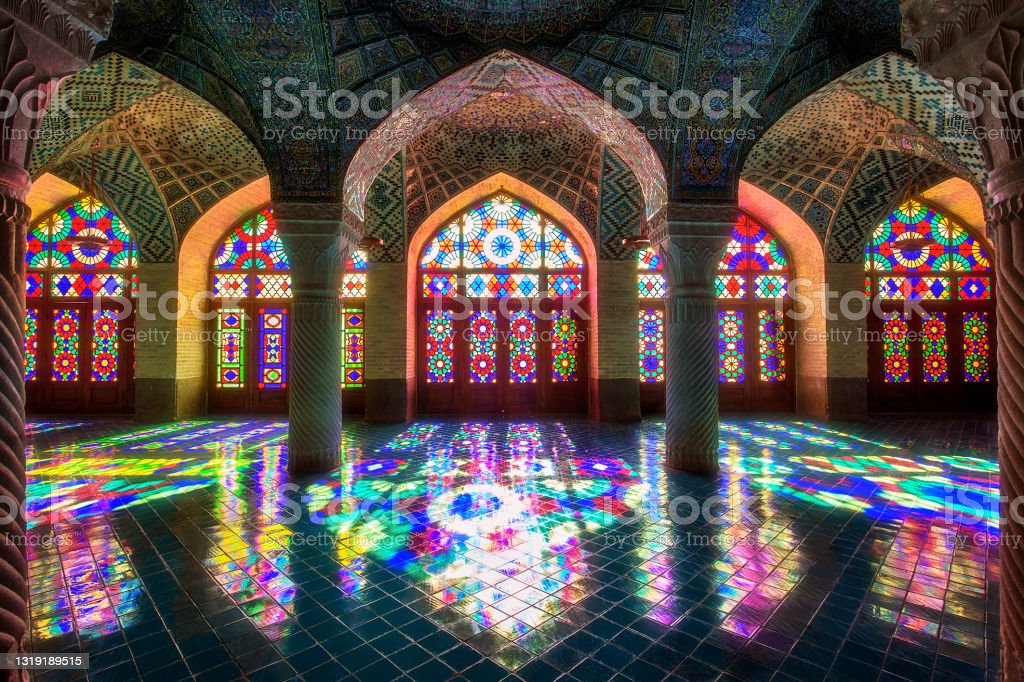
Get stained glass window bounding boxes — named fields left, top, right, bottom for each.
left=25, top=197, right=135, bottom=392
left=718, top=311, right=744, bottom=383
left=342, top=310, right=365, bottom=388
left=420, top=195, right=582, bottom=272
left=468, top=312, right=497, bottom=383
left=865, top=200, right=994, bottom=394
left=342, top=252, right=366, bottom=390
left=216, top=309, right=245, bottom=388
left=425, top=310, right=454, bottom=383
left=509, top=311, right=537, bottom=383
left=552, top=313, right=579, bottom=382
left=211, top=207, right=368, bottom=401
left=883, top=312, right=910, bottom=383
left=91, top=310, right=119, bottom=382
left=758, top=310, right=785, bottom=383
left=28, top=196, right=136, bottom=271
left=257, top=309, right=287, bottom=389
left=52, top=309, right=80, bottom=382
left=922, top=313, right=948, bottom=383
left=637, top=212, right=789, bottom=390
left=639, top=310, right=664, bottom=383
left=419, top=194, right=585, bottom=389
left=964, top=312, right=990, bottom=383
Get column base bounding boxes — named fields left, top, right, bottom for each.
left=665, top=445, right=720, bottom=475
left=286, top=447, right=340, bottom=475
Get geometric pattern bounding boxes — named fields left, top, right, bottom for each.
left=365, top=154, right=406, bottom=263
left=598, top=148, right=643, bottom=260
left=54, top=147, right=178, bottom=264
left=744, top=53, right=988, bottom=252
left=404, top=94, right=602, bottom=235
left=827, top=149, right=954, bottom=263
left=29, top=54, right=165, bottom=173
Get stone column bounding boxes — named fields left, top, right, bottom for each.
left=653, top=202, right=734, bottom=473
left=0, top=162, right=30, bottom=660
left=991, top=161, right=1024, bottom=679
left=0, top=1, right=108, bottom=661
left=275, top=203, right=354, bottom=474
left=902, top=3, right=1024, bottom=677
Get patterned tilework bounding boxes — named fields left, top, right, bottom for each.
left=598, top=148, right=643, bottom=260
left=55, top=148, right=178, bottom=264
left=744, top=77, right=978, bottom=247
left=365, top=154, right=406, bottom=263
left=345, top=50, right=666, bottom=223
left=835, top=53, right=987, bottom=190
left=827, top=150, right=954, bottom=263
left=30, top=54, right=166, bottom=173
left=404, top=94, right=603, bottom=236
left=391, top=0, right=616, bottom=44
left=24, top=417, right=999, bottom=681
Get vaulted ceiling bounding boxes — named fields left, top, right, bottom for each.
left=27, top=0, right=986, bottom=273
left=98, top=0, right=890, bottom=201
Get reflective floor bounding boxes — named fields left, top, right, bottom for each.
left=25, top=417, right=998, bottom=681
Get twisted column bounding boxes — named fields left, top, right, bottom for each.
left=655, top=203, right=734, bottom=474
left=0, top=162, right=29, bottom=663
left=276, top=204, right=352, bottom=475
left=991, top=164, right=1024, bottom=681
left=901, top=5, right=1024, bottom=676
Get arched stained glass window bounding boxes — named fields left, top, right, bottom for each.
left=209, top=206, right=366, bottom=412
left=638, top=212, right=792, bottom=412
left=25, top=196, right=136, bottom=412
left=418, top=194, right=588, bottom=414
left=864, top=200, right=995, bottom=410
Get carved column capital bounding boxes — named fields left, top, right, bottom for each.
left=274, top=202, right=354, bottom=296
left=654, top=201, right=736, bottom=293
left=901, top=1, right=1024, bottom=165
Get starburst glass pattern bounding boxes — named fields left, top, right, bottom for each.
left=468, top=312, right=497, bottom=384
left=426, top=311, right=455, bottom=384
left=551, top=313, right=578, bottom=382
left=91, top=311, right=119, bottom=382
left=258, top=309, right=287, bottom=389
left=719, top=213, right=788, bottom=271
left=509, top=311, right=537, bottom=383
left=419, top=195, right=582, bottom=270
left=866, top=201, right=991, bottom=274
left=964, top=312, right=990, bottom=383
left=638, top=310, right=664, bottom=383
left=52, top=309, right=80, bottom=382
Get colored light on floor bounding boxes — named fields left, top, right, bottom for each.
left=24, top=417, right=999, bottom=680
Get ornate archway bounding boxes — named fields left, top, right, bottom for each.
left=24, top=196, right=136, bottom=413
left=417, top=193, right=589, bottom=414
left=207, top=206, right=366, bottom=413
left=864, top=200, right=995, bottom=412
left=639, top=211, right=794, bottom=413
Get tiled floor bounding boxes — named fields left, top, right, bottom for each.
left=24, top=417, right=999, bottom=681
